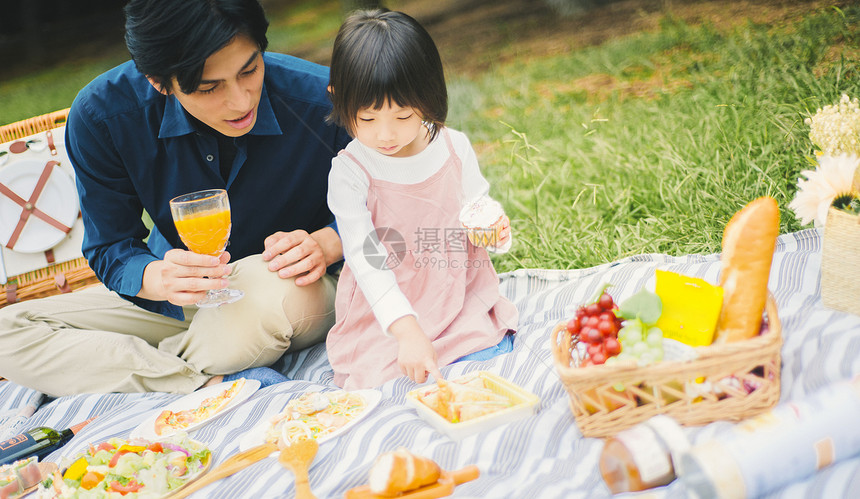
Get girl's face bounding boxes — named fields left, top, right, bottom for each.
left=353, top=101, right=428, bottom=157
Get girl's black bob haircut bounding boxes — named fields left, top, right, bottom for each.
left=124, top=0, right=269, bottom=94
left=327, top=9, right=447, bottom=142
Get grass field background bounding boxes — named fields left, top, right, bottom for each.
left=1, top=1, right=857, bottom=272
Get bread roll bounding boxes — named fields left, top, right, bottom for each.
left=713, top=197, right=779, bottom=343
left=368, top=448, right=441, bottom=496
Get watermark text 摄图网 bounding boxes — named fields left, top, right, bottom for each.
left=362, top=227, right=489, bottom=270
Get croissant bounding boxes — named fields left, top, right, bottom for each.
left=368, top=448, right=441, bottom=496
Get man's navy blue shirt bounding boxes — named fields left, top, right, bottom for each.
left=66, top=53, right=350, bottom=319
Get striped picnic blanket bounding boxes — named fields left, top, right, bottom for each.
left=1, top=228, right=858, bottom=498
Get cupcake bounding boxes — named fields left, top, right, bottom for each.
left=459, top=196, right=510, bottom=251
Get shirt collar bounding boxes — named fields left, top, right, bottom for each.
left=158, top=81, right=282, bottom=138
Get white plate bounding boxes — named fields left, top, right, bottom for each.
left=130, top=379, right=261, bottom=440
left=238, top=389, right=381, bottom=456
left=0, top=159, right=79, bottom=253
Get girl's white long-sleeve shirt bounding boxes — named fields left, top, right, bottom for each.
left=327, top=128, right=495, bottom=333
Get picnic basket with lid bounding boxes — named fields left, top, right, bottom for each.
left=550, top=295, right=782, bottom=438
left=0, top=108, right=100, bottom=307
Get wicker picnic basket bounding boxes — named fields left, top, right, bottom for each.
left=820, top=206, right=860, bottom=316
left=551, top=294, right=782, bottom=438
left=0, top=109, right=100, bottom=307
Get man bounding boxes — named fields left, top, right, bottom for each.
left=0, top=0, right=349, bottom=396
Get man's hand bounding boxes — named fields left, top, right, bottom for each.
left=390, top=315, right=444, bottom=384
left=140, top=249, right=231, bottom=305
left=261, top=227, right=342, bottom=286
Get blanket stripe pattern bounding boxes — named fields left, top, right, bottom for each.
left=1, top=228, right=858, bottom=498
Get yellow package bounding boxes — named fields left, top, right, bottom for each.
left=654, top=269, right=723, bottom=347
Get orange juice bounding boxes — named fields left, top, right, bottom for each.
left=173, top=209, right=231, bottom=256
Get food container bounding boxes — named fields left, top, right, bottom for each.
left=405, top=371, right=540, bottom=440
left=820, top=206, right=860, bottom=316
left=678, top=375, right=860, bottom=499
left=600, top=415, right=691, bottom=494
left=551, top=295, right=782, bottom=438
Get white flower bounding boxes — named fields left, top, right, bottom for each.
left=805, top=94, right=860, bottom=157
left=788, top=153, right=860, bottom=227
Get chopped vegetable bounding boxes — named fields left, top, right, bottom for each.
left=33, top=434, right=210, bottom=498
left=62, top=456, right=89, bottom=481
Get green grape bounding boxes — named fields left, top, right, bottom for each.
left=646, top=327, right=663, bottom=347
left=639, top=351, right=656, bottom=365
left=616, top=352, right=634, bottom=362
left=618, top=319, right=642, bottom=349
left=618, top=316, right=668, bottom=368
left=623, top=320, right=643, bottom=338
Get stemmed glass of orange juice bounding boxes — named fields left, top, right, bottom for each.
left=169, top=188, right=244, bottom=307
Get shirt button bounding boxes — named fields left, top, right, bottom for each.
left=206, top=154, right=214, bottom=162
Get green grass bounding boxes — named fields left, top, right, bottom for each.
left=1, top=4, right=857, bottom=274
left=447, top=6, right=860, bottom=272
left=264, top=0, right=343, bottom=56
left=0, top=54, right=127, bottom=124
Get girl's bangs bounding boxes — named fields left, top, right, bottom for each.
left=352, top=64, right=415, bottom=113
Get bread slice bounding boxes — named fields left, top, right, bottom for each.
left=713, top=197, right=780, bottom=343
left=368, top=448, right=441, bottom=496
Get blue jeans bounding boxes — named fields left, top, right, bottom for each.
left=454, top=332, right=515, bottom=363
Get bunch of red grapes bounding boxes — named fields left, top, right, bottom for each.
left=566, top=291, right=624, bottom=365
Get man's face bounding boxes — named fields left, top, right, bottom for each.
left=159, top=34, right=265, bottom=137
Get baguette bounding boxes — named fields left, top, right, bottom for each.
left=713, top=197, right=780, bottom=343
left=368, top=448, right=441, bottom=496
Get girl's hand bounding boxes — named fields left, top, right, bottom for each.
left=494, top=215, right=511, bottom=248
left=389, top=316, right=444, bottom=384
left=141, top=249, right=231, bottom=305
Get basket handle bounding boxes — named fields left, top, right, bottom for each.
left=764, top=292, right=780, bottom=340
left=550, top=322, right=572, bottom=366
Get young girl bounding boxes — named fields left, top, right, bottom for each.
left=325, top=9, right=518, bottom=389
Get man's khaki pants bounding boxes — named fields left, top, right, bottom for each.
left=0, top=255, right=336, bottom=396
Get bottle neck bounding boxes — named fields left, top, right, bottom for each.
left=28, top=416, right=96, bottom=441
left=69, top=416, right=97, bottom=434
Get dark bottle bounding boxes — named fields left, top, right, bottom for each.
left=0, top=417, right=96, bottom=465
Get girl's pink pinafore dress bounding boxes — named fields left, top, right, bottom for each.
left=326, top=129, right=518, bottom=389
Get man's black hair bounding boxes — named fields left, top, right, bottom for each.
left=124, top=0, right=269, bottom=94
